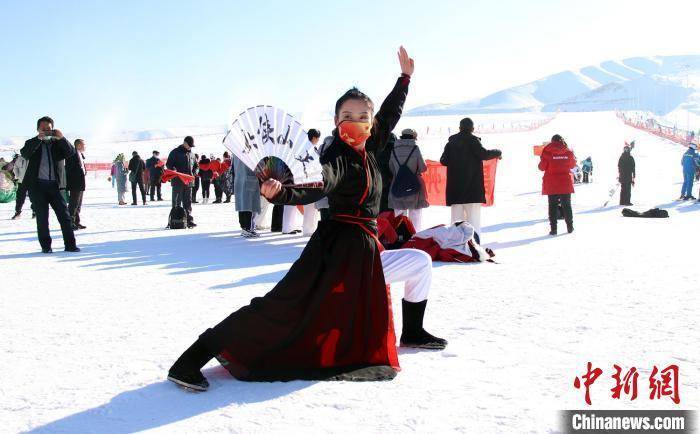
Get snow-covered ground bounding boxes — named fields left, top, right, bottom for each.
left=1, top=112, right=698, bottom=433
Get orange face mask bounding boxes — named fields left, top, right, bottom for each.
left=338, top=121, right=372, bottom=148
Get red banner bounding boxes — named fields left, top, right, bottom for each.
left=423, top=159, right=498, bottom=207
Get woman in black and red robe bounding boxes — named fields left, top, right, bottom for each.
left=168, top=47, right=441, bottom=390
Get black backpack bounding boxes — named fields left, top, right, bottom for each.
left=390, top=146, right=421, bottom=198
left=168, top=206, right=188, bottom=229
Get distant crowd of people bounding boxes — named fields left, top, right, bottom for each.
left=6, top=114, right=699, bottom=253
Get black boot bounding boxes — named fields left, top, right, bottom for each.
left=400, top=299, right=447, bottom=350
left=549, top=224, right=557, bottom=236
left=566, top=221, right=574, bottom=234
left=168, top=338, right=213, bottom=391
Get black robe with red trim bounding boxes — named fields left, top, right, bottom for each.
left=200, top=75, right=410, bottom=381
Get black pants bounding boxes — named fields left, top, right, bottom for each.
left=149, top=181, right=162, bottom=200
left=131, top=178, right=146, bottom=204
left=620, top=182, right=632, bottom=205
left=271, top=204, right=284, bottom=232
left=201, top=179, right=211, bottom=198
left=68, top=189, right=83, bottom=226
left=192, top=177, right=200, bottom=201
left=15, top=182, right=31, bottom=214
left=172, top=180, right=193, bottom=222
left=582, top=172, right=589, bottom=183
left=214, top=179, right=223, bottom=201
left=28, top=180, right=77, bottom=250
left=238, top=211, right=253, bottom=231
left=547, top=194, right=573, bottom=229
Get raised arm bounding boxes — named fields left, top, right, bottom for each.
left=366, top=47, right=413, bottom=154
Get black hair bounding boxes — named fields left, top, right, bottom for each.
left=153, top=150, right=159, bottom=155
left=307, top=129, right=321, bottom=141
left=74, top=139, right=84, bottom=146
left=37, top=116, right=54, bottom=130
left=459, top=118, right=474, bottom=132
left=223, top=151, right=230, bottom=158
left=334, top=88, right=374, bottom=116
left=184, top=136, right=194, bottom=146
left=552, top=134, right=563, bottom=143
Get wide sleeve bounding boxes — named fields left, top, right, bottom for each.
left=366, top=75, right=410, bottom=154
left=538, top=154, right=548, bottom=172
left=417, top=148, right=427, bottom=173
left=270, top=156, right=344, bottom=206
left=471, top=137, right=501, bottom=161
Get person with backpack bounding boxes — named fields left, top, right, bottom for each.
left=128, top=151, right=147, bottom=205
left=166, top=136, right=196, bottom=228
left=197, top=155, right=213, bottom=204
left=539, top=134, right=576, bottom=235
left=680, top=143, right=698, bottom=200
left=618, top=145, right=635, bottom=206
left=440, top=117, right=501, bottom=238
left=388, top=128, right=428, bottom=231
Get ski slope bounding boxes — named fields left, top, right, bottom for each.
left=1, top=112, right=698, bottom=433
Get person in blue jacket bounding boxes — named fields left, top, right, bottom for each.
left=680, top=143, right=698, bottom=200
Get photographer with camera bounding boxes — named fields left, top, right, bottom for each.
left=19, top=116, right=80, bottom=253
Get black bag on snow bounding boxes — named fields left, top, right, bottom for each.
left=390, top=146, right=421, bottom=198
left=622, top=207, right=669, bottom=218
left=168, top=206, right=188, bottom=229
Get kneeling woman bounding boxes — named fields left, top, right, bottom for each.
left=168, top=47, right=446, bottom=391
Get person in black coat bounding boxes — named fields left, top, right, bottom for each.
left=65, top=139, right=87, bottom=229
left=128, top=151, right=147, bottom=205
left=145, top=150, right=164, bottom=201
left=439, top=118, right=501, bottom=236
left=166, top=136, right=196, bottom=226
left=618, top=145, right=636, bottom=206
left=19, top=116, right=79, bottom=253
left=168, top=48, right=445, bottom=391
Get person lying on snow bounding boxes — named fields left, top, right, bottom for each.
left=168, top=47, right=446, bottom=392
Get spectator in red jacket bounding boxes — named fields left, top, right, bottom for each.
left=538, top=134, right=576, bottom=235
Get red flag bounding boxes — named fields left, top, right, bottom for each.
left=161, top=169, right=195, bottom=184
left=423, top=159, right=498, bottom=207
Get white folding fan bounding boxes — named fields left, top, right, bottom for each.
left=222, top=105, right=323, bottom=187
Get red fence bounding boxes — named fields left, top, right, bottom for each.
left=617, top=111, right=696, bottom=146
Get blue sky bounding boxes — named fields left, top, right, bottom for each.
left=1, top=0, right=697, bottom=136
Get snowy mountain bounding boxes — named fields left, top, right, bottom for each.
left=407, top=55, right=700, bottom=116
